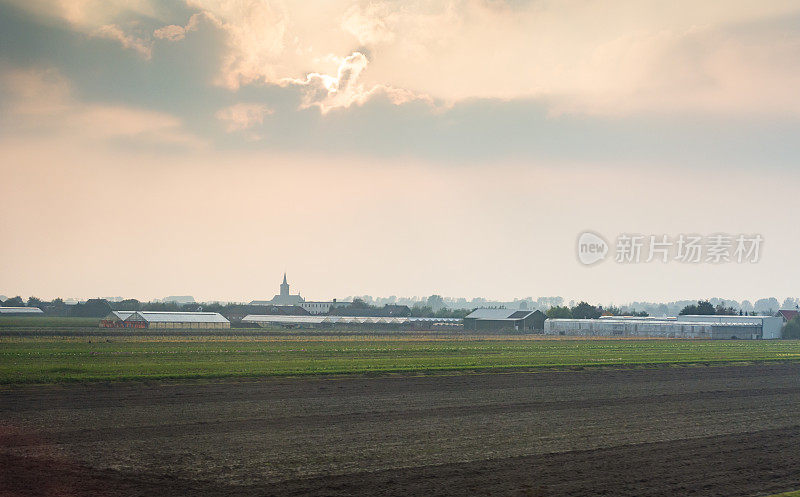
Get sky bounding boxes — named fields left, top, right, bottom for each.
left=1, top=0, right=799, bottom=304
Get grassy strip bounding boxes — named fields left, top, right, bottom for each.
left=1, top=336, right=800, bottom=384
left=764, top=492, right=800, bottom=497
left=0, top=317, right=100, bottom=328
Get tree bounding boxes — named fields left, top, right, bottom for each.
left=571, top=301, right=602, bottom=319
left=679, top=300, right=715, bottom=315
left=114, top=299, right=141, bottom=311
left=783, top=317, right=800, bottom=339
left=71, top=299, right=111, bottom=318
left=715, top=304, right=738, bottom=315
left=2, top=296, right=24, bottom=307
left=411, top=305, right=434, bottom=317
left=426, top=295, right=445, bottom=311
left=26, top=296, right=44, bottom=308
left=546, top=306, right=572, bottom=319
left=350, top=298, right=371, bottom=309
left=782, top=297, right=799, bottom=310
left=754, top=297, right=780, bottom=315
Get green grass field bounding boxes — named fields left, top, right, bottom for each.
left=0, top=316, right=100, bottom=328
left=2, top=334, right=800, bottom=383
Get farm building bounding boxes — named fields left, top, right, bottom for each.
left=779, top=309, right=799, bottom=323
left=100, top=311, right=229, bottom=329
left=300, top=300, right=351, bottom=315
left=463, top=308, right=539, bottom=332
left=676, top=315, right=783, bottom=339
left=544, top=317, right=763, bottom=339
left=99, top=311, right=136, bottom=328
left=0, top=307, right=43, bottom=316
left=242, top=315, right=461, bottom=328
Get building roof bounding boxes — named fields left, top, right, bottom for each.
left=125, top=311, right=229, bottom=323
left=780, top=309, right=799, bottom=322
left=465, top=308, right=534, bottom=320
left=302, top=301, right=350, bottom=305
left=0, top=307, right=43, bottom=314
left=548, top=318, right=762, bottom=327
left=106, top=311, right=135, bottom=320
left=242, top=315, right=461, bottom=325
left=677, top=314, right=781, bottom=324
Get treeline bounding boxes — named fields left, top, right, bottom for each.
left=541, top=299, right=768, bottom=320
left=0, top=296, right=259, bottom=319
left=0, top=296, right=112, bottom=317
left=328, top=298, right=471, bottom=318
left=544, top=301, right=649, bottom=320
left=1, top=295, right=783, bottom=321
left=784, top=317, right=800, bottom=339
left=0, top=295, right=472, bottom=320
left=678, top=300, right=745, bottom=316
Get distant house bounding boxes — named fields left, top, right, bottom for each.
left=383, top=305, right=412, bottom=317
left=255, top=305, right=310, bottom=316
left=779, top=309, right=799, bottom=323
left=531, top=310, right=546, bottom=331
left=300, top=300, right=351, bottom=315
left=463, top=308, right=538, bottom=332
left=0, top=307, right=44, bottom=316
left=332, top=304, right=411, bottom=317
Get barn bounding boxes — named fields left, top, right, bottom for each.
left=544, top=317, right=763, bottom=339
left=99, top=311, right=135, bottom=328
left=463, top=308, right=539, bottom=332
left=102, top=311, right=230, bottom=329
left=242, top=315, right=461, bottom=328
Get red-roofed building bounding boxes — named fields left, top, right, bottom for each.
left=779, top=309, right=799, bottom=322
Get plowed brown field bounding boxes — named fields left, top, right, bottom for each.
left=2, top=364, right=799, bottom=496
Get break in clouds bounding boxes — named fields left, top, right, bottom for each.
left=6, top=0, right=800, bottom=120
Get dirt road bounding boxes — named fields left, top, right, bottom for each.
left=2, top=364, right=799, bottom=496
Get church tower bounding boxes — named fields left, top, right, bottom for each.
left=280, top=273, right=290, bottom=297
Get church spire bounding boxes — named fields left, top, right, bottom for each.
left=280, top=273, right=290, bottom=297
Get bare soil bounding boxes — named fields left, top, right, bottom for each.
left=2, top=364, right=800, bottom=496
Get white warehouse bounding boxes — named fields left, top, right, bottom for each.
left=544, top=315, right=774, bottom=339
left=100, top=311, right=230, bottom=329
left=675, top=315, right=783, bottom=339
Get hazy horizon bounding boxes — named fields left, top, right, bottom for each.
left=2, top=0, right=799, bottom=303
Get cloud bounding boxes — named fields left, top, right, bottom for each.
left=0, top=66, right=203, bottom=148
left=153, top=12, right=203, bottom=42
left=341, top=3, right=396, bottom=45
left=94, top=24, right=152, bottom=59
left=184, top=0, right=295, bottom=90
left=154, top=24, right=187, bottom=41
left=283, top=52, right=429, bottom=113
left=5, top=0, right=160, bottom=58
left=170, top=0, right=800, bottom=116
left=9, top=0, right=800, bottom=116
left=12, top=0, right=161, bottom=27
left=215, top=103, right=273, bottom=132
left=0, top=67, right=72, bottom=117
left=329, top=0, right=800, bottom=116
